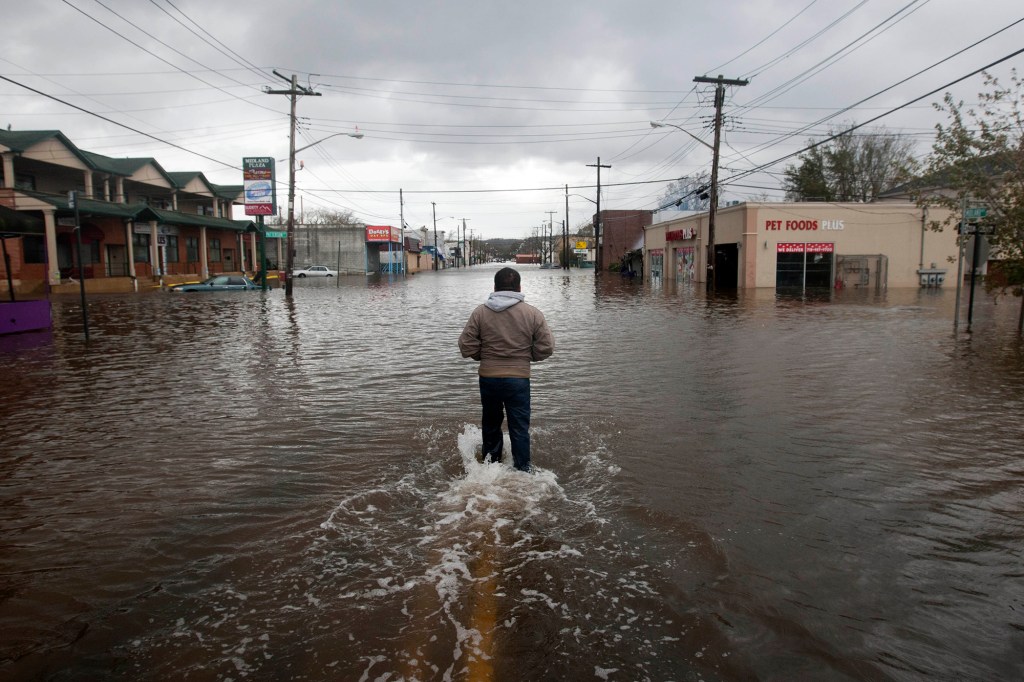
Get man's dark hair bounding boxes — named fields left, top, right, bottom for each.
left=494, top=267, right=521, bottom=292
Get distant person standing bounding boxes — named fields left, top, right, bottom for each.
left=458, top=267, right=554, bottom=471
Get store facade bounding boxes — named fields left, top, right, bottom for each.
left=645, top=202, right=959, bottom=290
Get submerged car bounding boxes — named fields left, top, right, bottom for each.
left=292, top=265, right=337, bottom=277
left=170, top=275, right=260, bottom=292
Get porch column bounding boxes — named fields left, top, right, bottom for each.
left=250, top=233, right=257, bottom=271
left=239, top=232, right=247, bottom=272
left=200, top=226, right=209, bottom=278
left=149, top=221, right=160, bottom=276
left=171, top=190, right=178, bottom=211
left=126, top=221, right=137, bottom=278
left=115, top=177, right=125, bottom=203
left=43, top=208, right=59, bottom=285
left=103, top=176, right=111, bottom=201
left=2, top=153, right=15, bottom=188
left=83, top=170, right=94, bottom=199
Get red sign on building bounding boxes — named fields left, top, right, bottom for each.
left=777, top=242, right=834, bottom=254
left=366, top=225, right=400, bottom=242
left=665, top=227, right=697, bottom=241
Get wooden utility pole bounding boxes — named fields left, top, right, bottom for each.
left=564, top=185, right=570, bottom=270
left=266, top=71, right=320, bottom=298
left=693, top=74, right=747, bottom=293
left=586, top=158, right=610, bottom=272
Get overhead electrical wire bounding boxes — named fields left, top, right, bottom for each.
left=60, top=0, right=284, bottom=115
left=0, top=73, right=240, bottom=170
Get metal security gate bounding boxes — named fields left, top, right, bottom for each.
left=835, top=254, right=888, bottom=292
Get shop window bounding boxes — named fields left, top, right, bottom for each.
left=209, top=238, right=221, bottom=262
left=186, top=237, right=199, bottom=263
left=133, top=233, right=150, bottom=263
left=22, top=235, right=46, bottom=263
left=165, top=235, right=179, bottom=263
left=776, top=249, right=834, bottom=289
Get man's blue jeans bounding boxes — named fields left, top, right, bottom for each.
left=479, top=377, right=531, bottom=471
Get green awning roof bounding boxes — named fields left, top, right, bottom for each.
left=16, top=191, right=255, bottom=232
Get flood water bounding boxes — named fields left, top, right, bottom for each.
left=2, top=266, right=1023, bottom=681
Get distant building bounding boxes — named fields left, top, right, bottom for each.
left=644, top=201, right=959, bottom=290
left=596, top=210, right=653, bottom=271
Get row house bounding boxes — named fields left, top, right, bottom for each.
left=0, top=130, right=259, bottom=295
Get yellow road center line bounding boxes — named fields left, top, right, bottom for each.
left=465, top=544, right=497, bottom=682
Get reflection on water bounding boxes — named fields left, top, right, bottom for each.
left=2, top=268, right=1023, bottom=680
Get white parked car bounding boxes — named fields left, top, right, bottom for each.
left=291, top=265, right=338, bottom=278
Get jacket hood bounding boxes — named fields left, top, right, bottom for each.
left=484, top=291, right=525, bottom=312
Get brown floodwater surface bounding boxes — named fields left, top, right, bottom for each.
left=2, top=267, right=1023, bottom=681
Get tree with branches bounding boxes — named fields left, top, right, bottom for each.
left=918, top=70, right=1024, bottom=331
left=658, top=172, right=711, bottom=211
left=783, top=124, right=919, bottom=202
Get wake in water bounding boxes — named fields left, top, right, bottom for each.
left=115, top=422, right=741, bottom=681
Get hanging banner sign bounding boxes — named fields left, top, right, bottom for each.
left=243, top=157, right=276, bottom=216
left=777, top=242, right=835, bottom=254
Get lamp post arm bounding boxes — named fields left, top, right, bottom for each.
left=291, top=131, right=364, bottom=157
left=650, top=121, right=713, bottom=151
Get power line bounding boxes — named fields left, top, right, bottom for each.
left=0, top=73, right=240, bottom=170
left=61, top=0, right=283, bottom=115
left=722, top=45, right=1024, bottom=187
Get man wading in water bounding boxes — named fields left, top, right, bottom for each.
left=458, top=267, right=554, bottom=472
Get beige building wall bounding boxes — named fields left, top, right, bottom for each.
left=648, top=202, right=959, bottom=289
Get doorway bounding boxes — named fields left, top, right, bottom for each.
left=106, top=244, right=128, bottom=277
left=714, top=243, right=739, bottom=289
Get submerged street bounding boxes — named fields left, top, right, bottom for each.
left=2, top=266, right=1023, bottom=681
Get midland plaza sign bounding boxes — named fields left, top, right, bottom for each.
left=242, top=157, right=276, bottom=216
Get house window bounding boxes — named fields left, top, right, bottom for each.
left=23, top=235, right=46, bottom=263
left=133, top=233, right=150, bottom=263
left=165, top=235, right=179, bottom=263
left=15, top=173, right=36, bottom=191
left=186, top=237, right=199, bottom=263
left=209, top=238, right=221, bottom=262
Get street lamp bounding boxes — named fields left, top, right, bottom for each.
left=649, top=121, right=713, bottom=150
left=566, top=191, right=596, bottom=269
left=430, top=207, right=455, bottom=271
left=650, top=120, right=719, bottom=292
left=281, top=129, right=362, bottom=297
left=293, top=130, right=364, bottom=157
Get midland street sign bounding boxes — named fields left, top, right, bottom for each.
left=264, top=230, right=287, bottom=238
left=965, top=207, right=988, bottom=219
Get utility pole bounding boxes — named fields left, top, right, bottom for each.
left=459, top=218, right=470, bottom=268
left=586, top=158, right=610, bottom=272
left=564, top=185, right=570, bottom=270
left=431, top=202, right=438, bottom=271
left=546, top=211, right=556, bottom=265
left=399, top=189, right=406, bottom=275
left=693, top=74, right=747, bottom=293
left=266, top=71, right=321, bottom=298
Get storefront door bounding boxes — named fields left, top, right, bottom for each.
left=106, top=244, right=127, bottom=277
left=776, top=243, right=834, bottom=290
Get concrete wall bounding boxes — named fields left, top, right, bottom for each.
left=291, top=224, right=369, bottom=275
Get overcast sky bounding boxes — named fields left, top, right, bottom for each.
left=4, top=0, right=1023, bottom=239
